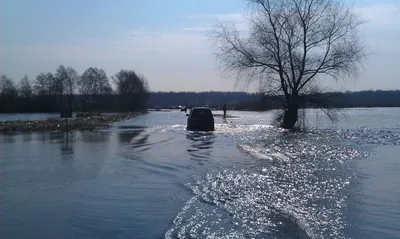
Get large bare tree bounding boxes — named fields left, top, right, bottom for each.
left=212, top=0, right=366, bottom=129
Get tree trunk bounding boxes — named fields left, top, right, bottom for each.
left=68, top=95, right=72, bottom=112
left=281, top=93, right=299, bottom=129
left=282, top=104, right=298, bottom=129
left=81, top=98, right=85, bottom=112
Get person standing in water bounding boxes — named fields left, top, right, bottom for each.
left=222, top=104, right=227, bottom=119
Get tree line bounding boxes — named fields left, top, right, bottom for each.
left=0, top=66, right=150, bottom=113
left=148, top=90, right=400, bottom=110
left=234, top=90, right=400, bottom=110
left=147, top=91, right=260, bottom=109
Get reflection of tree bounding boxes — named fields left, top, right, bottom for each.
left=131, top=134, right=150, bottom=148
left=61, top=141, right=73, bottom=157
left=118, top=130, right=151, bottom=160
left=22, top=133, right=32, bottom=142
left=0, top=134, right=16, bottom=144
left=50, top=131, right=64, bottom=141
left=117, top=130, right=145, bottom=144
left=186, top=132, right=216, bottom=164
left=119, top=130, right=151, bottom=150
left=36, top=131, right=65, bottom=142
left=81, top=131, right=111, bottom=143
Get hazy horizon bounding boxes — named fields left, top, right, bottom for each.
left=1, top=0, right=399, bottom=92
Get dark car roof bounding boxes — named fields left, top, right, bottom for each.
left=191, top=107, right=211, bottom=110
left=190, top=107, right=213, bottom=118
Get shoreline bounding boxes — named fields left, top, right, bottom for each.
left=0, top=111, right=146, bottom=134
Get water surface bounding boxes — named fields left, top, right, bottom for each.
left=1, top=108, right=399, bottom=238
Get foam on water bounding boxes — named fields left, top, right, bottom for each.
left=107, top=110, right=400, bottom=238
left=2, top=109, right=400, bottom=239
left=165, top=117, right=400, bottom=239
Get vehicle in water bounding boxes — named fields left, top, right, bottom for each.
left=186, top=107, right=214, bottom=131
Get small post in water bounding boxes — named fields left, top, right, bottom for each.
left=65, top=116, right=68, bottom=132
left=61, top=104, right=72, bottom=140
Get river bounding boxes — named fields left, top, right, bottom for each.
left=1, top=108, right=399, bottom=239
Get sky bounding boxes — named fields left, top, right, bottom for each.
left=1, top=0, right=399, bottom=92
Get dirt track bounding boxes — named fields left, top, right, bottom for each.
left=0, top=112, right=145, bottom=134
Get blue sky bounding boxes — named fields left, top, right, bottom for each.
left=1, top=0, right=400, bottom=92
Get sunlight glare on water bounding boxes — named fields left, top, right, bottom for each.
left=164, top=109, right=400, bottom=239
left=1, top=108, right=400, bottom=239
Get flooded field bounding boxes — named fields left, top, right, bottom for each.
left=1, top=108, right=400, bottom=238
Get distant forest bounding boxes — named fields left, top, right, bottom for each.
left=0, top=66, right=149, bottom=113
left=1, top=68, right=399, bottom=114
left=148, top=90, right=400, bottom=110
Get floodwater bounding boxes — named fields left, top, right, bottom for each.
left=0, top=108, right=399, bottom=239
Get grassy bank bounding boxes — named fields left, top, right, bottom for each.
left=0, top=111, right=146, bottom=134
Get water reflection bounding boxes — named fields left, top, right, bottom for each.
left=0, top=134, right=16, bottom=144
left=117, top=129, right=152, bottom=160
left=81, top=131, right=111, bottom=143
left=61, top=142, right=73, bottom=155
left=50, top=131, right=64, bottom=141
left=35, top=131, right=65, bottom=142
left=22, top=133, right=33, bottom=142
left=60, top=139, right=74, bottom=163
left=2, top=110, right=399, bottom=239
left=132, top=133, right=150, bottom=147
left=118, top=129, right=145, bottom=144
left=186, top=132, right=216, bottom=165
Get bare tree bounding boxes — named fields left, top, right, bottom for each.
left=18, top=75, right=33, bottom=98
left=33, top=72, right=57, bottom=96
left=56, top=65, right=71, bottom=113
left=78, top=67, right=113, bottom=111
left=65, top=67, right=78, bottom=96
left=0, top=75, right=17, bottom=96
left=45, top=72, right=57, bottom=95
left=33, top=73, right=48, bottom=96
left=55, top=65, right=80, bottom=110
left=55, top=65, right=68, bottom=95
left=212, top=0, right=366, bottom=129
left=77, top=72, right=91, bottom=111
left=65, top=67, right=79, bottom=110
left=95, top=69, right=113, bottom=95
left=0, top=75, right=18, bottom=111
left=112, top=70, right=150, bottom=111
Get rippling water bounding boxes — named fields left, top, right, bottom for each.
left=1, top=108, right=400, bottom=239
